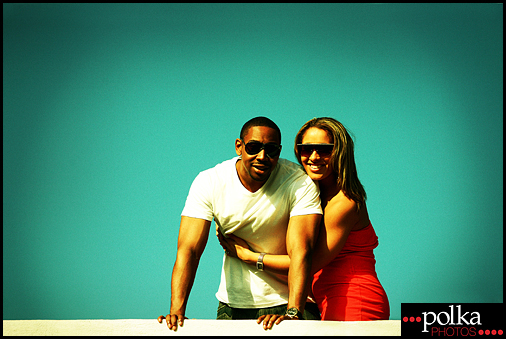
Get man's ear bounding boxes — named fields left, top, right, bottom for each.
left=235, top=138, right=243, bottom=156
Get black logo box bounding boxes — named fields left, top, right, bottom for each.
left=401, top=303, right=503, bottom=335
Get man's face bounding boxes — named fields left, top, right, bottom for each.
left=235, top=126, right=281, bottom=191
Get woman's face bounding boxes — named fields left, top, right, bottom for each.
left=299, top=127, right=335, bottom=182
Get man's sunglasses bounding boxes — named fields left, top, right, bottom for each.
left=297, top=144, right=334, bottom=157
left=242, top=140, right=282, bottom=158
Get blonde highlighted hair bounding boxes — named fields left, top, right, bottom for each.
left=294, top=117, right=367, bottom=211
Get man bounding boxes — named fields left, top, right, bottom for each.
left=158, top=117, right=322, bottom=330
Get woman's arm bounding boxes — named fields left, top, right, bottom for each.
left=309, top=195, right=362, bottom=273
left=217, top=230, right=290, bottom=274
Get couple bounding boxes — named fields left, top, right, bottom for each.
left=158, top=116, right=389, bottom=330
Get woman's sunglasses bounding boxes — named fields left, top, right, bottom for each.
left=297, top=144, right=334, bottom=157
left=242, top=140, right=282, bottom=158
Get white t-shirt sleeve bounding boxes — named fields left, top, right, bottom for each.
left=181, top=171, right=214, bottom=222
left=289, top=175, right=322, bottom=218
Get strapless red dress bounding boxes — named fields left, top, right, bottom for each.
left=312, top=223, right=390, bottom=321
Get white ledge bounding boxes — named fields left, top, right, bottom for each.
left=3, top=319, right=401, bottom=336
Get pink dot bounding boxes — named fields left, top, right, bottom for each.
left=486, top=330, right=491, bottom=335
left=492, top=330, right=497, bottom=335
left=498, top=330, right=503, bottom=335
left=403, top=317, right=408, bottom=322
left=416, top=317, right=421, bottom=322
left=479, top=330, right=484, bottom=335
left=410, top=317, right=415, bottom=322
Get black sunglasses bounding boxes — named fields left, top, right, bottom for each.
left=297, top=144, right=334, bottom=157
left=242, top=140, right=281, bottom=158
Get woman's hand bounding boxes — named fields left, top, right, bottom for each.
left=217, top=227, right=256, bottom=264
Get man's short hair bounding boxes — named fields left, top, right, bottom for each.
left=240, top=117, right=281, bottom=143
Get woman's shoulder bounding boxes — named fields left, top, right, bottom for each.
left=329, top=190, right=358, bottom=211
left=324, top=192, right=358, bottom=220
left=324, top=191, right=368, bottom=230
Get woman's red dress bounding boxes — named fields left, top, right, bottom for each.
left=312, top=223, right=390, bottom=321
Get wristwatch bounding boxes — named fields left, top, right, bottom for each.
left=256, top=253, right=266, bottom=271
left=285, top=307, right=303, bottom=320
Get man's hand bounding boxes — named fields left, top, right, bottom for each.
left=257, top=314, right=290, bottom=330
left=157, top=314, right=188, bottom=331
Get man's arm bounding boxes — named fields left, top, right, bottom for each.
left=163, top=216, right=211, bottom=331
left=285, top=213, right=321, bottom=316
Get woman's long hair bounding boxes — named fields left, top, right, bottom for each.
left=294, top=117, right=367, bottom=212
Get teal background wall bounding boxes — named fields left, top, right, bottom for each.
left=3, top=3, right=503, bottom=320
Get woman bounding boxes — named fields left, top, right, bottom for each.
left=219, top=117, right=389, bottom=326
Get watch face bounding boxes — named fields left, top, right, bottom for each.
left=287, top=308, right=298, bottom=316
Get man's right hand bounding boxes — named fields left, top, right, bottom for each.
left=157, top=314, right=188, bottom=331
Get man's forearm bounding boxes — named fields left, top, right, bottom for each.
left=285, top=214, right=320, bottom=315
left=287, top=250, right=312, bottom=313
left=170, top=250, right=200, bottom=314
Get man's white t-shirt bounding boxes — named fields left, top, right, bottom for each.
left=181, top=157, right=322, bottom=308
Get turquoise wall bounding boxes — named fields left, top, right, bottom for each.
left=3, top=3, right=503, bottom=320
